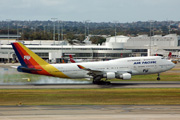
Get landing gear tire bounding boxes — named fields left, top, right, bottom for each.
left=98, top=80, right=111, bottom=85
left=157, top=73, right=160, bottom=81
left=93, top=76, right=111, bottom=85
left=93, top=75, right=102, bottom=84
left=105, top=81, right=111, bottom=85
left=95, top=80, right=111, bottom=85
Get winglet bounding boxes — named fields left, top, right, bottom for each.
left=77, top=65, right=85, bottom=69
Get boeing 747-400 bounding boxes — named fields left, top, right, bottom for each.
left=11, top=42, right=175, bottom=84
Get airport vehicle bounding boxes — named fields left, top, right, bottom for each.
left=11, top=42, right=175, bottom=84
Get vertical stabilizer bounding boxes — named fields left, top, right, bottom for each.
left=11, top=42, right=69, bottom=78
left=12, top=42, right=49, bottom=67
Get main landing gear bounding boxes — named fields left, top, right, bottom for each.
left=93, top=75, right=111, bottom=85
left=157, top=73, right=160, bottom=81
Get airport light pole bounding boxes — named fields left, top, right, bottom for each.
left=6, top=19, right=11, bottom=40
left=149, top=20, right=154, bottom=56
left=114, top=21, right=118, bottom=43
left=51, top=18, right=57, bottom=45
left=84, top=21, right=86, bottom=39
left=22, top=26, right=24, bottom=40
left=168, top=21, right=172, bottom=34
left=58, top=20, right=60, bottom=42
left=16, top=21, right=19, bottom=40
left=43, top=25, right=46, bottom=35
left=115, top=23, right=117, bottom=43
left=60, top=21, right=64, bottom=60
left=87, top=20, right=90, bottom=37
left=149, top=21, right=152, bottom=56
left=61, top=21, right=64, bottom=41
left=84, top=20, right=90, bottom=40
left=8, top=21, right=9, bottom=40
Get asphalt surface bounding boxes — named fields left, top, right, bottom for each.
left=0, top=63, right=180, bottom=120
left=0, top=81, right=180, bottom=89
left=0, top=105, right=180, bottom=120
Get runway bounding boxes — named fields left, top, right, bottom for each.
left=0, top=105, right=180, bottom=120
left=0, top=64, right=180, bottom=119
left=0, top=81, right=180, bottom=89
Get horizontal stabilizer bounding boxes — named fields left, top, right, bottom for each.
left=18, top=66, right=42, bottom=72
left=11, top=66, right=18, bottom=69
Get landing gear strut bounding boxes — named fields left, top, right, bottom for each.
left=157, top=73, right=160, bottom=81
left=93, top=75, right=102, bottom=84
left=93, top=75, right=111, bottom=85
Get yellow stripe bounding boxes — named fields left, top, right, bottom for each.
left=43, top=64, right=70, bottom=78
left=19, top=42, right=49, bottom=65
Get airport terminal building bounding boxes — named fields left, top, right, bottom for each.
left=0, top=34, right=180, bottom=63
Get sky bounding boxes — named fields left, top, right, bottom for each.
left=0, top=0, right=180, bottom=23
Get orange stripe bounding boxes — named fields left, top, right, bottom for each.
left=18, top=43, right=52, bottom=76
left=17, top=42, right=69, bottom=78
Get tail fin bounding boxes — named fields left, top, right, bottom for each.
left=11, top=42, right=49, bottom=68
left=69, top=55, right=76, bottom=63
left=168, top=52, right=172, bottom=59
left=11, top=42, right=69, bottom=78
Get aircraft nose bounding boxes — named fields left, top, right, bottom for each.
left=170, top=61, right=176, bottom=68
left=172, top=62, right=176, bottom=68
left=168, top=60, right=176, bottom=69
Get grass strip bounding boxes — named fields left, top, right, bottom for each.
left=0, top=88, right=180, bottom=105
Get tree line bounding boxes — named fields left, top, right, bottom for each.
left=0, top=20, right=180, bottom=44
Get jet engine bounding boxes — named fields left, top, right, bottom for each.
left=103, top=72, right=116, bottom=79
left=119, top=73, right=131, bottom=80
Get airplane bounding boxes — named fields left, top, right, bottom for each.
left=69, top=55, right=76, bottom=63
left=11, top=42, right=175, bottom=84
left=168, top=52, right=172, bottom=59
left=69, top=55, right=83, bottom=63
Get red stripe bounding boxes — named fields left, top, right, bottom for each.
left=16, top=43, right=52, bottom=76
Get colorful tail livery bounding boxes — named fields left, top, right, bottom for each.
left=11, top=42, right=69, bottom=78
left=69, top=55, right=76, bottom=63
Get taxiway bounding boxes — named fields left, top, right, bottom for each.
left=0, top=105, right=180, bottom=120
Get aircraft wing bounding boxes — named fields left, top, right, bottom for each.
left=77, top=65, right=103, bottom=76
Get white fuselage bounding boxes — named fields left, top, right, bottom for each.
left=50, top=56, right=175, bottom=79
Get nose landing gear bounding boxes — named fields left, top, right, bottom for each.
left=157, top=73, right=160, bottom=81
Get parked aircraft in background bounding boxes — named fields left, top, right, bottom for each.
left=11, top=42, right=175, bottom=84
left=69, top=55, right=76, bottom=63
left=69, top=55, right=83, bottom=63
left=168, top=52, right=172, bottom=59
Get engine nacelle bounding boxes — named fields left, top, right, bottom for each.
left=103, top=72, right=116, bottom=79
left=119, top=73, right=131, bottom=80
